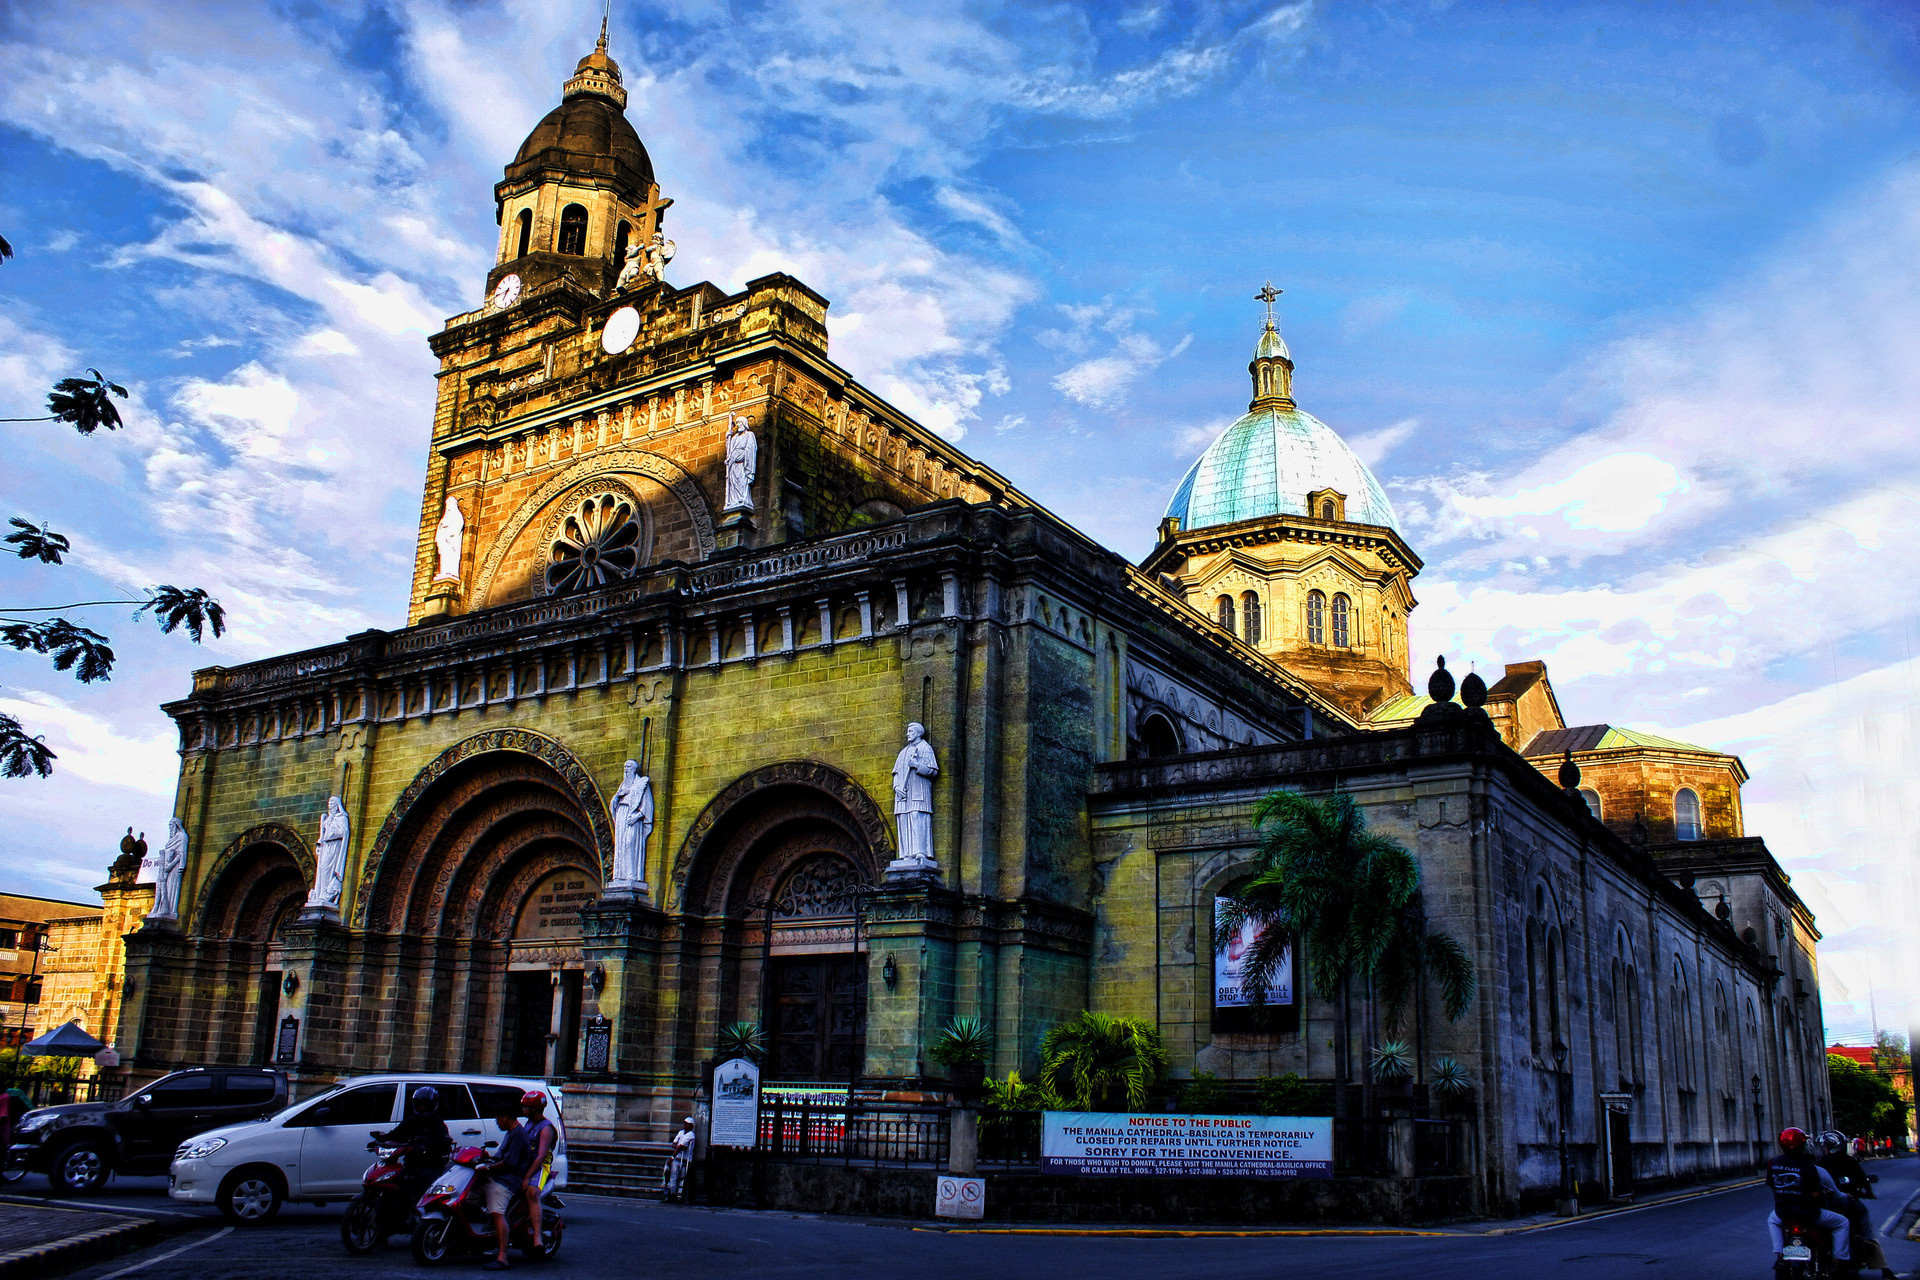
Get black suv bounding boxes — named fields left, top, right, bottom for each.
left=11, top=1067, right=288, bottom=1192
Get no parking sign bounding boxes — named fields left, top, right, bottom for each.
left=935, top=1175, right=985, bottom=1220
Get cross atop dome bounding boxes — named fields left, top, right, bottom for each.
left=1255, top=280, right=1283, bottom=326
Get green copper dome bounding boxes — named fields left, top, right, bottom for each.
left=1165, top=404, right=1400, bottom=534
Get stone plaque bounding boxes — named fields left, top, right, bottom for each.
left=275, top=1015, right=300, bottom=1065
left=583, top=1015, right=612, bottom=1073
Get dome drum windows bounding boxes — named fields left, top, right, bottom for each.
left=514, top=208, right=533, bottom=259
left=1216, top=595, right=1236, bottom=634
left=1675, top=787, right=1703, bottom=841
left=1331, top=593, right=1351, bottom=648
left=558, top=203, right=589, bottom=255
left=1240, top=592, right=1261, bottom=645
left=1306, top=590, right=1325, bottom=645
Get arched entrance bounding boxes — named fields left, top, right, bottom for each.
left=676, top=764, right=889, bottom=1086
left=356, top=731, right=610, bottom=1074
left=193, top=823, right=312, bottom=1065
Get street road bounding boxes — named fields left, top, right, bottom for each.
left=25, top=1156, right=1920, bottom=1280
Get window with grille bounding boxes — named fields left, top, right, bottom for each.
left=558, top=203, right=588, bottom=255
left=1216, top=595, right=1235, bottom=632
left=1241, top=592, right=1261, bottom=645
left=1306, top=590, right=1325, bottom=645
left=1331, top=593, right=1351, bottom=647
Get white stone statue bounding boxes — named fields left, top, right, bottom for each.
left=146, top=817, right=187, bottom=924
left=609, top=760, right=654, bottom=893
left=432, top=495, right=464, bottom=582
left=643, top=231, right=675, bottom=284
left=724, top=414, right=757, bottom=511
left=616, top=242, right=643, bottom=291
left=306, top=796, right=350, bottom=912
left=888, top=722, right=939, bottom=874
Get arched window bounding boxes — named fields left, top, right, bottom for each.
left=1579, top=788, right=1602, bottom=820
left=1216, top=595, right=1235, bottom=633
left=515, top=208, right=532, bottom=259
left=1331, top=593, right=1351, bottom=647
left=1306, top=590, right=1325, bottom=645
left=1671, top=958, right=1695, bottom=1090
left=1241, top=592, right=1261, bottom=645
left=1320, top=499, right=1335, bottom=520
left=1526, top=920, right=1540, bottom=1054
left=1139, top=714, right=1182, bottom=758
left=1675, top=787, right=1703, bottom=841
left=558, top=203, right=589, bottom=255
left=614, top=218, right=631, bottom=266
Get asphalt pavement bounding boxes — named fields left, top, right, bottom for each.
left=16, top=1156, right=1920, bottom=1280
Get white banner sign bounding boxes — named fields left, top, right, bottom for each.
left=1214, top=897, right=1291, bottom=1008
left=935, top=1174, right=985, bottom=1219
left=1042, top=1112, right=1332, bottom=1178
left=710, top=1057, right=760, bottom=1148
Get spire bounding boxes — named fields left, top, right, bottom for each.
left=564, top=7, right=628, bottom=108
left=1248, top=279, right=1295, bottom=409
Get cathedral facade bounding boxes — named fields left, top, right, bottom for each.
left=119, top=32, right=1828, bottom=1214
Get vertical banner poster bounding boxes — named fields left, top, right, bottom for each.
left=710, top=1056, right=761, bottom=1148
left=1213, top=897, right=1295, bottom=1031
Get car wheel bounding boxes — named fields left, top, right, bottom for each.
left=51, top=1142, right=112, bottom=1194
left=217, top=1168, right=283, bottom=1224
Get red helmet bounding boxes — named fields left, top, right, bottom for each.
left=520, top=1090, right=546, bottom=1112
left=1779, top=1127, right=1809, bottom=1153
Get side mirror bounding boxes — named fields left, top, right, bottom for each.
left=312, top=1104, right=332, bottom=1122
left=484, top=1141, right=499, bottom=1150
left=133, top=1094, right=153, bottom=1109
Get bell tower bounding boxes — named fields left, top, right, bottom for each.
left=486, top=20, right=670, bottom=304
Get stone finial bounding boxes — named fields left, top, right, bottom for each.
left=1629, top=813, right=1649, bottom=850
left=111, top=826, right=145, bottom=883
left=1716, top=899, right=1732, bottom=922
left=1427, top=655, right=1455, bottom=704
left=1557, top=749, right=1581, bottom=792
left=1460, top=668, right=1487, bottom=709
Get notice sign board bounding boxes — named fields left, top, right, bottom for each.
left=582, top=1016, right=611, bottom=1073
left=935, top=1175, right=985, bottom=1219
left=1042, top=1112, right=1332, bottom=1178
left=275, top=1015, right=299, bottom=1065
left=710, top=1057, right=760, bottom=1148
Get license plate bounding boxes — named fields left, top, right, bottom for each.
left=1782, top=1244, right=1812, bottom=1261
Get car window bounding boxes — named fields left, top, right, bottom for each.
left=469, top=1083, right=528, bottom=1123
left=223, top=1075, right=278, bottom=1103
left=149, top=1075, right=216, bottom=1103
left=407, top=1082, right=477, bottom=1120
left=279, top=1090, right=343, bottom=1128
left=300, top=1083, right=395, bottom=1128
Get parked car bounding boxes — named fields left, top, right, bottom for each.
left=168, top=1074, right=567, bottom=1224
left=10, top=1067, right=288, bottom=1193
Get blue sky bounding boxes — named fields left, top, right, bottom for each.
left=2, top=0, right=1917, bottom=1042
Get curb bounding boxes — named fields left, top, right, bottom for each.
left=922, top=1226, right=1461, bottom=1238
left=0, top=1214, right=156, bottom=1280
left=1481, top=1176, right=1765, bottom=1235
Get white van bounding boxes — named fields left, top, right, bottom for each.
left=167, top=1074, right=567, bottom=1223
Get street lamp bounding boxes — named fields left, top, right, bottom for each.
left=1751, top=1073, right=1765, bottom=1171
left=1552, top=1038, right=1572, bottom=1207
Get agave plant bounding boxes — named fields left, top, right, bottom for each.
left=1369, top=1038, right=1415, bottom=1080
left=1430, top=1056, right=1472, bottom=1099
left=929, top=1015, right=993, bottom=1067
left=716, top=1021, right=765, bottom=1063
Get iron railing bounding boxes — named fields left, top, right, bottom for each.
left=758, top=1100, right=949, bottom=1168
left=2, top=1073, right=123, bottom=1107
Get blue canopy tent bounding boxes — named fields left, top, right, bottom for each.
left=21, top=1020, right=106, bottom=1057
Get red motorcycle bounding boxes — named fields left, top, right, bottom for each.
left=410, top=1145, right=563, bottom=1266
left=342, top=1141, right=417, bottom=1253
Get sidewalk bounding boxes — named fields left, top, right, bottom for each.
left=0, top=1199, right=161, bottom=1280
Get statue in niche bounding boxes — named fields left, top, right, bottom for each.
left=609, top=760, right=654, bottom=894
left=306, top=797, right=350, bottom=912
left=147, top=818, right=187, bottom=923
left=616, top=242, right=644, bottom=291
left=724, top=414, right=757, bottom=511
left=432, top=495, right=464, bottom=582
left=643, top=231, right=675, bottom=284
left=888, top=722, right=939, bottom=874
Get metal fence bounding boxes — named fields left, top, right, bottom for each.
left=1335, top=1117, right=1470, bottom=1177
left=1, top=1072, right=123, bottom=1107
left=758, top=1099, right=949, bottom=1168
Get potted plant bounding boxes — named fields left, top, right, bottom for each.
left=930, top=1016, right=993, bottom=1097
left=1430, top=1056, right=1473, bottom=1111
left=716, top=1021, right=765, bottom=1063
left=1370, top=1039, right=1415, bottom=1099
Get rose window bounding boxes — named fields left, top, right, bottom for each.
left=545, top=494, right=641, bottom=594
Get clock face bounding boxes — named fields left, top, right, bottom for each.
left=490, top=274, right=522, bottom=309
left=601, top=306, right=642, bottom=355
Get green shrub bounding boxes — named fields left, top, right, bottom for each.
left=929, top=1016, right=993, bottom=1067
left=1254, top=1072, right=1333, bottom=1117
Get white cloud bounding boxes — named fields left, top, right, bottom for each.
left=1348, top=417, right=1418, bottom=467
left=1045, top=302, right=1192, bottom=410
left=0, top=688, right=177, bottom=796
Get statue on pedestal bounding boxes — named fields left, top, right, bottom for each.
left=112, top=827, right=146, bottom=884
left=432, top=496, right=464, bottom=583
left=305, top=797, right=350, bottom=913
left=608, top=760, right=653, bottom=895
left=642, top=231, right=675, bottom=284
left=146, top=818, right=186, bottom=924
left=616, top=242, right=644, bottom=291
left=723, top=414, right=757, bottom=512
left=887, top=722, right=939, bottom=877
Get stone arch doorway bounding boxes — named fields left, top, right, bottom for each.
left=194, top=823, right=312, bottom=1065
left=353, top=732, right=609, bottom=1074
left=675, top=764, right=887, bottom=1085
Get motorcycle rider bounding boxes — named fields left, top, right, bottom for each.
left=518, top=1091, right=558, bottom=1257
left=373, top=1086, right=453, bottom=1200
left=482, top=1108, right=530, bottom=1271
left=1817, top=1133, right=1896, bottom=1280
left=1768, top=1127, right=1851, bottom=1272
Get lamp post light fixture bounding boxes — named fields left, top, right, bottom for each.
left=882, top=954, right=898, bottom=991
left=1551, top=1037, right=1573, bottom=1211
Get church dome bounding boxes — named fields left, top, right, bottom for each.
left=1165, top=405, right=1399, bottom=533
left=504, top=24, right=653, bottom=194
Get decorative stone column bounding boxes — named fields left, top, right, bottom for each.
left=576, top=895, right=670, bottom=1141
left=860, top=882, right=959, bottom=1089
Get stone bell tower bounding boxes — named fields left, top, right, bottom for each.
left=485, top=19, right=670, bottom=303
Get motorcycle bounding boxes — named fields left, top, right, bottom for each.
left=342, top=1141, right=418, bottom=1253
left=1774, top=1213, right=1839, bottom=1278
left=410, top=1144, right=563, bottom=1266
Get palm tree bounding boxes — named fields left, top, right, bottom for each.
left=1039, top=1012, right=1169, bottom=1110
left=1375, top=894, right=1477, bottom=1094
left=1217, top=790, right=1465, bottom=1120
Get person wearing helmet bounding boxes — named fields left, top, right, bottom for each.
left=482, top=1106, right=530, bottom=1270
left=1817, top=1133, right=1895, bottom=1279
left=519, top=1091, right=557, bottom=1257
left=374, top=1086, right=454, bottom=1200
left=1768, top=1127, right=1852, bottom=1271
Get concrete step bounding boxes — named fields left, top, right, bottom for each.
left=565, top=1142, right=676, bottom=1199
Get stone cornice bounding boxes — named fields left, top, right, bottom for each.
left=1140, top=511, right=1423, bottom=578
